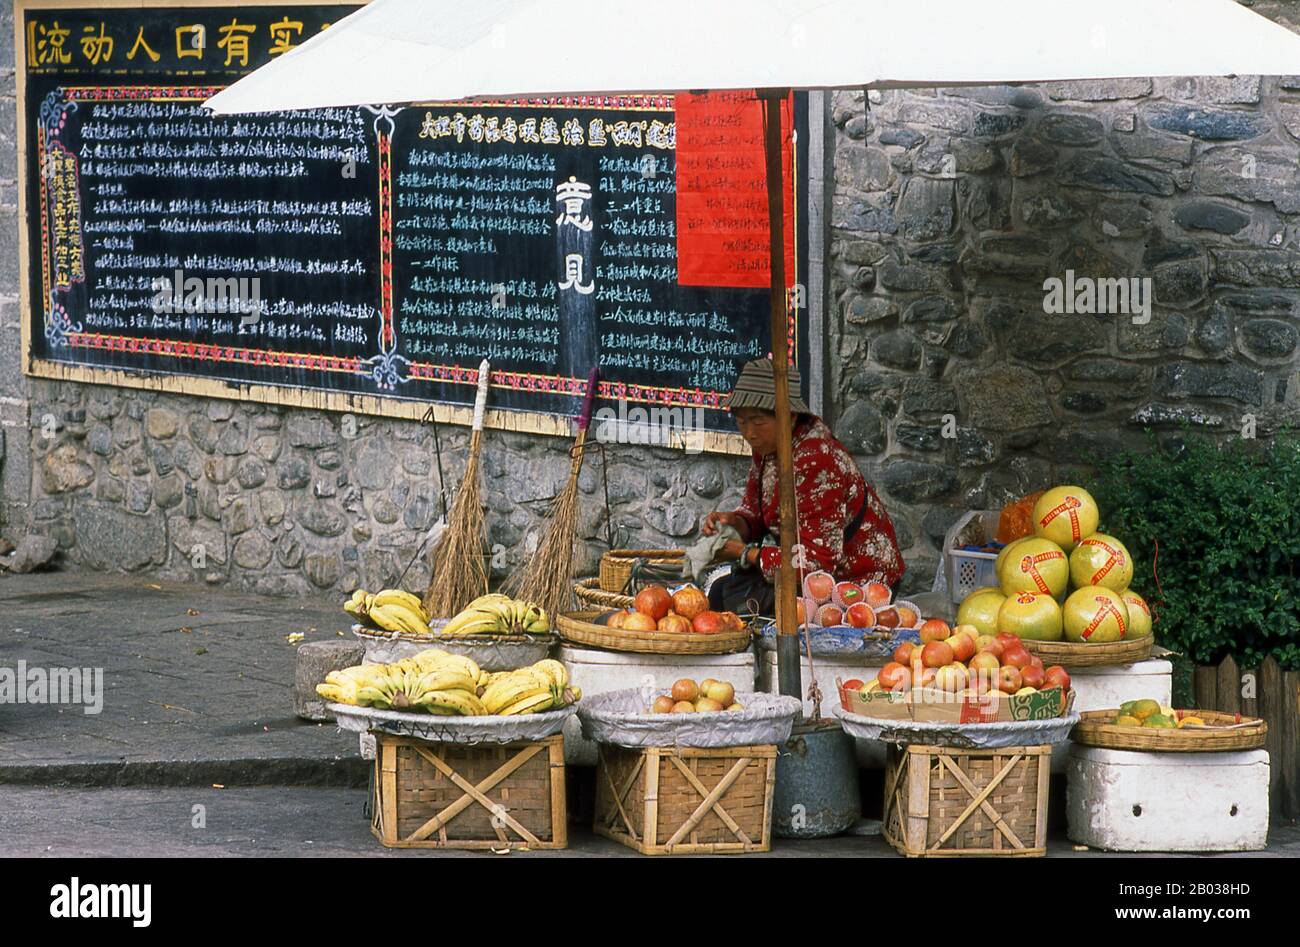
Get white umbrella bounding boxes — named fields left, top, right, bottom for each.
left=204, top=0, right=1300, bottom=702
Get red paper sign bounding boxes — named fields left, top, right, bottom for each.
left=675, top=91, right=795, bottom=289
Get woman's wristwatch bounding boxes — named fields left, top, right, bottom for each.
left=739, top=542, right=761, bottom=571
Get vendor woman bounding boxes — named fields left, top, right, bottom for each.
left=702, top=358, right=904, bottom=614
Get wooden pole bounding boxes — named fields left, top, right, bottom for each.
left=759, top=88, right=801, bottom=703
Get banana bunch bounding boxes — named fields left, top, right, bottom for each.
left=343, top=588, right=434, bottom=637
left=480, top=659, right=582, bottom=715
left=440, top=594, right=550, bottom=636
left=316, top=649, right=487, bottom=715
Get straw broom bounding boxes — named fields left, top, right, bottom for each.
left=422, top=359, right=492, bottom=618
left=505, top=368, right=600, bottom=621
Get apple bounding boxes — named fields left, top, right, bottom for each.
left=916, top=667, right=937, bottom=688
left=1015, top=687, right=1038, bottom=696
left=970, top=668, right=998, bottom=695
left=876, top=607, right=900, bottom=629
left=893, top=642, right=915, bottom=665
left=704, top=681, right=735, bottom=706
left=919, top=619, right=952, bottom=644
left=1029, top=655, right=1044, bottom=672
left=995, top=632, right=1021, bottom=649
left=997, top=666, right=1023, bottom=694
left=876, top=662, right=911, bottom=692
left=896, top=606, right=919, bottom=629
left=692, top=611, right=726, bottom=634
left=846, top=603, right=876, bottom=629
left=969, top=651, right=1001, bottom=674
left=835, top=582, right=865, bottom=607
left=796, top=598, right=809, bottom=628
left=1043, top=665, right=1071, bottom=692
left=953, top=624, right=981, bottom=638
left=804, top=571, right=835, bottom=604
left=1002, top=646, right=1032, bottom=670
left=841, top=678, right=865, bottom=691
left=864, top=581, right=892, bottom=608
left=727, top=703, right=744, bottom=711
left=695, top=697, right=724, bottom=713
left=670, top=700, right=696, bottom=713
left=816, top=604, right=844, bottom=627
left=651, top=695, right=675, bottom=714
left=933, top=663, right=969, bottom=692
left=974, top=635, right=1003, bottom=657
left=634, top=586, right=673, bottom=621
left=671, top=586, right=709, bottom=621
left=671, top=678, right=699, bottom=702
left=624, top=611, right=659, bottom=632
left=1019, top=664, right=1046, bottom=689
left=657, top=614, right=692, bottom=634
left=946, top=632, right=977, bottom=663
left=921, top=640, right=954, bottom=669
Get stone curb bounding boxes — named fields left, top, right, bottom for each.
left=0, top=756, right=369, bottom=789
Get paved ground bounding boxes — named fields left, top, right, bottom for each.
left=1, top=568, right=1296, bottom=858
left=0, top=569, right=362, bottom=786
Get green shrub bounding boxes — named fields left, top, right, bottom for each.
left=1088, top=433, right=1300, bottom=671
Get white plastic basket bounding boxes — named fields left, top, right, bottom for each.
left=942, top=510, right=1001, bottom=605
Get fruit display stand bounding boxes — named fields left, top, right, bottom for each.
left=578, top=688, right=800, bottom=854
left=1067, top=711, right=1270, bottom=852
left=760, top=650, right=1171, bottom=771
left=333, top=703, right=575, bottom=851
left=352, top=624, right=557, bottom=669
left=557, top=644, right=757, bottom=765
left=556, top=610, right=752, bottom=655
left=837, top=698, right=1079, bottom=858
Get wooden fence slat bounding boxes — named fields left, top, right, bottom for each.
left=1215, top=656, right=1241, bottom=715
left=1259, top=657, right=1284, bottom=820
left=1193, top=665, right=1218, bottom=712
left=1240, top=663, right=1259, bottom=719
left=1283, top=670, right=1300, bottom=821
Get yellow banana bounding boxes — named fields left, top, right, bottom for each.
left=413, top=651, right=482, bottom=681
left=411, top=670, right=479, bottom=696
left=499, top=691, right=555, bottom=715
left=532, top=659, right=569, bottom=690
left=369, top=603, right=433, bottom=636
left=416, top=689, right=487, bottom=716
left=482, top=672, right=553, bottom=714
left=372, top=589, right=430, bottom=621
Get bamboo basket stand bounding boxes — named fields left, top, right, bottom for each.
left=1020, top=635, right=1153, bottom=668
left=599, top=549, right=685, bottom=594
left=883, top=743, right=1051, bottom=857
left=1070, top=709, right=1268, bottom=752
left=594, top=743, right=777, bottom=855
left=557, top=610, right=752, bottom=655
left=371, top=734, right=567, bottom=850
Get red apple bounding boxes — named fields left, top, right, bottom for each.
left=919, top=619, right=952, bottom=644
left=997, top=666, right=1023, bottom=694
left=804, top=571, right=835, bottom=604
left=835, top=582, right=865, bottom=607
left=921, top=641, right=954, bottom=669
left=864, top=581, right=892, bottom=608
left=995, top=632, right=1021, bottom=649
left=875, top=607, right=900, bottom=629
left=896, top=606, right=919, bottom=629
left=876, top=662, right=911, bottom=692
left=969, top=651, right=1001, bottom=674
left=1020, top=665, right=1046, bottom=689
left=841, top=678, right=865, bottom=691
left=1002, top=646, right=1032, bottom=670
left=846, top=603, right=876, bottom=629
left=946, top=632, right=977, bottom=663
left=816, top=603, right=844, bottom=627
left=933, top=663, right=968, bottom=692
left=892, top=642, right=915, bottom=665
left=1043, top=665, right=1071, bottom=693
left=974, top=635, right=1003, bottom=657
left=1029, top=654, right=1044, bottom=672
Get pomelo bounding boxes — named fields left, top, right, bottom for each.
left=956, top=587, right=1005, bottom=637
left=1031, top=485, right=1100, bottom=552
left=996, top=591, right=1064, bottom=641
left=1121, top=590, right=1152, bottom=639
left=1062, top=586, right=1129, bottom=643
left=1069, top=533, right=1133, bottom=592
left=996, top=536, right=1069, bottom=600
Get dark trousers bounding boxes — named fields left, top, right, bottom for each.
left=708, top=568, right=776, bottom=617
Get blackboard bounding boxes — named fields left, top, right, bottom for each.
left=17, top=1, right=811, bottom=451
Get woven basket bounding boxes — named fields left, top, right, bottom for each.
left=573, top=577, right=635, bottom=610
left=1020, top=635, right=1153, bottom=668
left=599, top=549, right=684, bottom=594
left=557, top=610, right=753, bottom=655
left=1070, top=709, right=1268, bottom=752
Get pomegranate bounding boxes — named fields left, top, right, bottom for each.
left=634, top=586, right=672, bottom=621
left=671, top=586, right=709, bottom=621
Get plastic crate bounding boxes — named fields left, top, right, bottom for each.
left=942, top=510, right=1001, bottom=605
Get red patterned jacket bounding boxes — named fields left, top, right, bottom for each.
left=733, top=417, right=905, bottom=587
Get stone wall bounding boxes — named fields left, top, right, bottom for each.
left=4, top=3, right=1300, bottom=597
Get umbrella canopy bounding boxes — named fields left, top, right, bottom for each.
left=205, top=0, right=1300, bottom=114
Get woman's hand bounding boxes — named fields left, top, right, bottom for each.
left=703, top=511, right=745, bottom=537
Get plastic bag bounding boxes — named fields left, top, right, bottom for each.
left=996, top=490, right=1044, bottom=544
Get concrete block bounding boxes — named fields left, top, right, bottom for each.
left=1067, top=745, right=1270, bottom=852
left=556, top=644, right=757, bottom=765
left=294, top=640, right=366, bottom=721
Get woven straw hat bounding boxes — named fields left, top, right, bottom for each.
left=723, top=358, right=811, bottom=415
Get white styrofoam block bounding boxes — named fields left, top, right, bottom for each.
left=1067, top=745, right=1270, bottom=852
left=558, top=644, right=757, bottom=765
left=758, top=651, right=1174, bottom=772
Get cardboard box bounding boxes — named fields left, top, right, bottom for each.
left=837, top=678, right=1073, bottom=724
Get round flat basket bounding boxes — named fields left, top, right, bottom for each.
left=1070, top=709, right=1267, bottom=752
left=327, top=702, right=576, bottom=744
left=557, top=610, right=752, bottom=655
left=1020, top=635, right=1153, bottom=668
left=352, top=624, right=557, bottom=670
left=834, top=706, right=1080, bottom=749
left=577, top=688, right=801, bottom=749
left=573, top=577, right=634, bottom=611
left=599, top=548, right=684, bottom=594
